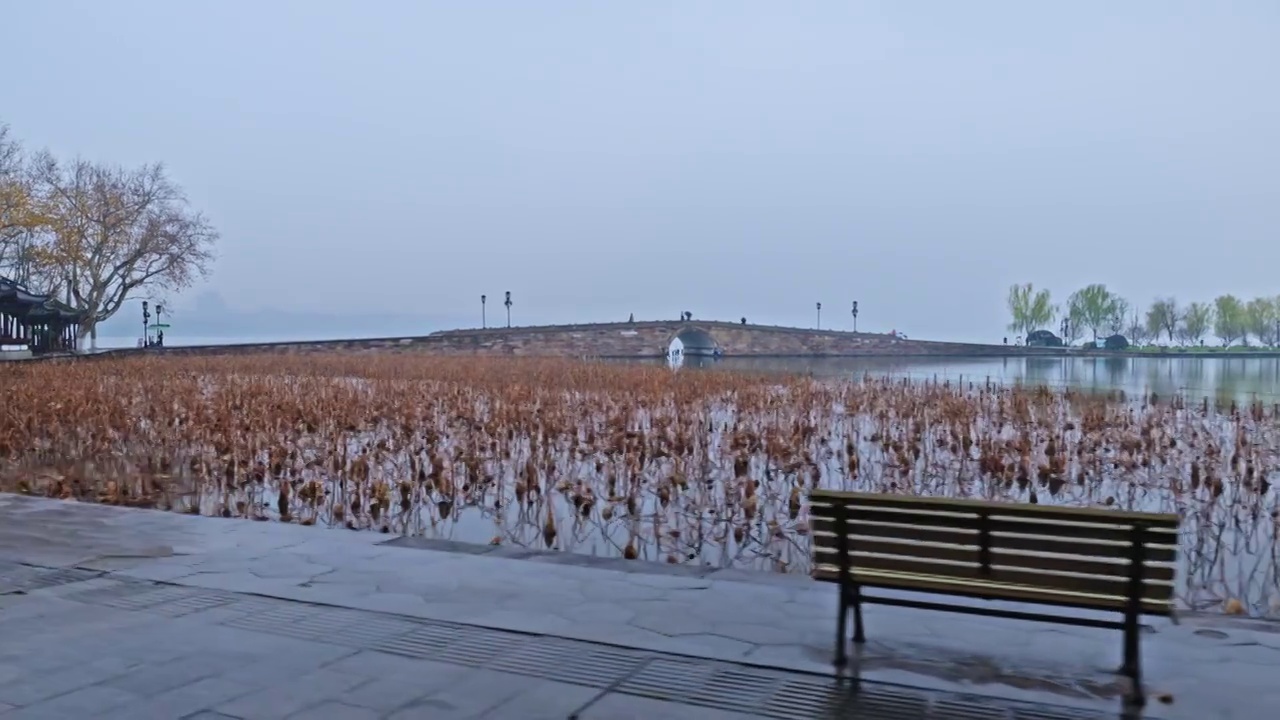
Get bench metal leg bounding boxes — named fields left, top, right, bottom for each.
left=834, top=587, right=849, bottom=670
left=1121, top=617, right=1145, bottom=707
left=851, top=584, right=866, bottom=644
left=1120, top=524, right=1147, bottom=708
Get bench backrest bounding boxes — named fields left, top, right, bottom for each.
left=809, top=490, right=1178, bottom=608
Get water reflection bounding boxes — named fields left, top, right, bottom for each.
left=633, top=355, right=1280, bottom=401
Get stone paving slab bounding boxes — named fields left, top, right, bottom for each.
left=0, top=589, right=602, bottom=719
left=3, top=494, right=1268, bottom=718
left=2, top=572, right=1142, bottom=720
left=3, top=570, right=1149, bottom=720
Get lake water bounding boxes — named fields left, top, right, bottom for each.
left=664, top=355, right=1280, bottom=402
left=94, top=334, right=363, bottom=349
left=97, top=333, right=1280, bottom=400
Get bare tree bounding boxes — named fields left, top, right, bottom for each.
left=0, top=124, right=35, bottom=274
left=1124, top=312, right=1151, bottom=346
left=0, top=125, right=21, bottom=217
left=1108, top=296, right=1131, bottom=335
left=27, top=153, right=217, bottom=342
left=0, top=126, right=54, bottom=287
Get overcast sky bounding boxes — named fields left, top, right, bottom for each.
left=5, top=0, right=1278, bottom=342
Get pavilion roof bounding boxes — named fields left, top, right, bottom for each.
left=0, top=276, right=88, bottom=323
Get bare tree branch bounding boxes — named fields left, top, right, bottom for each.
left=0, top=123, right=33, bottom=269
left=24, top=152, right=218, bottom=337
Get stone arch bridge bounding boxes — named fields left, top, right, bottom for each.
left=423, top=321, right=1021, bottom=358
left=127, top=320, right=1051, bottom=360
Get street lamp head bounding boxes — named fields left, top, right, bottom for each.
left=142, top=300, right=148, bottom=311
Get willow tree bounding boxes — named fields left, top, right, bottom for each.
left=1245, top=296, right=1279, bottom=346
left=1006, top=283, right=1055, bottom=338
left=1066, top=284, right=1122, bottom=342
left=1179, top=302, right=1213, bottom=346
left=27, top=152, right=217, bottom=342
left=1145, top=297, right=1180, bottom=344
left=1213, top=295, right=1246, bottom=346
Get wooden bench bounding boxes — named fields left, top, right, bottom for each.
left=809, top=490, right=1179, bottom=706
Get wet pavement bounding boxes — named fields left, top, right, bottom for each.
left=2, top=494, right=1273, bottom=719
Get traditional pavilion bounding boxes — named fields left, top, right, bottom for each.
left=0, top=275, right=85, bottom=354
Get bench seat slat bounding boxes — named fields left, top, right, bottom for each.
left=810, top=504, right=1178, bottom=546
left=812, top=546, right=1175, bottom=602
left=809, top=517, right=1178, bottom=564
left=810, top=530, right=1176, bottom=582
left=993, top=515, right=1176, bottom=545
left=812, top=565, right=1175, bottom=616
left=990, top=548, right=1173, bottom=583
left=810, top=490, right=1179, bottom=529
left=813, top=532, right=980, bottom=564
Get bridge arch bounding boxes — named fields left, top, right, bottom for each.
left=666, top=325, right=719, bottom=358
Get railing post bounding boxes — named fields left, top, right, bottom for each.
left=1123, top=522, right=1146, bottom=707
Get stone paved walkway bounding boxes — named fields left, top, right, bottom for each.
left=2, top=568, right=1144, bottom=720
left=2, top=494, right=1271, bottom=718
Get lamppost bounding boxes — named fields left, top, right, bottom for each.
left=1060, top=317, right=1070, bottom=345
left=155, top=303, right=165, bottom=347
left=504, top=291, right=512, bottom=328
left=481, top=295, right=487, bottom=329
left=141, top=300, right=150, bottom=347
left=816, top=302, right=822, bottom=330
left=851, top=301, right=859, bottom=332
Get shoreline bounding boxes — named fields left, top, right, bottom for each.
left=12, top=329, right=1280, bottom=362
left=10, top=315, right=1280, bottom=362
left=73, top=347, right=1280, bottom=364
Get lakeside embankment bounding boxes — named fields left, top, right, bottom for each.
left=13, top=320, right=1280, bottom=362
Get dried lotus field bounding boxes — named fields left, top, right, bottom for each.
left=2, top=354, right=1279, bottom=617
